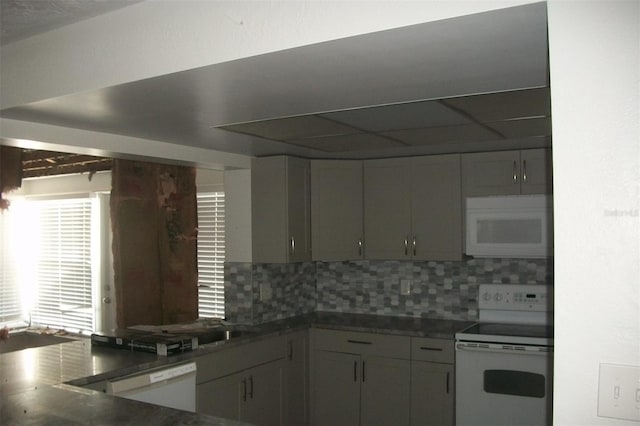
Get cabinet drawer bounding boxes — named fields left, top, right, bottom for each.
left=411, top=337, right=454, bottom=364
left=312, top=328, right=410, bottom=359
left=196, top=334, right=287, bottom=384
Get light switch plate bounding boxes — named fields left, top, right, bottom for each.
left=260, top=282, right=272, bottom=301
left=598, top=363, right=640, bottom=422
left=400, top=280, right=412, bottom=295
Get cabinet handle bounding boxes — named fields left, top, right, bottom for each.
left=362, top=361, right=366, bottom=383
left=522, top=160, right=528, bottom=183
left=513, top=160, right=518, bottom=183
left=446, top=371, right=450, bottom=394
left=347, top=339, right=372, bottom=345
left=248, top=376, right=254, bottom=399
left=419, top=346, right=443, bottom=352
left=290, top=237, right=295, bottom=255
left=354, top=361, right=358, bottom=382
left=358, top=239, right=363, bottom=257
left=288, top=341, right=293, bottom=361
left=412, top=236, right=417, bottom=257
left=404, top=236, right=409, bottom=256
left=242, top=378, right=247, bottom=402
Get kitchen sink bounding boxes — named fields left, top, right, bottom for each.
left=197, top=329, right=255, bottom=346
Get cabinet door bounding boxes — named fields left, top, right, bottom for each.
left=252, top=156, right=288, bottom=263
left=241, top=361, right=284, bottom=426
left=410, top=362, right=454, bottom=426
left=360, top=356, right=411, bottom=426
left=364, top=158, right=412, bottom=259
left=461, top=151, right=521, bottom=196
left=520, top=149, right=552, bottom=194
left=311, top=160, right=364, bottom=261
left=312, top=351, right=360, bottom=426
left=287, top=157, right=311, bottom=262
left=284, top=332, right=308, bottom=426
left=411, top=155, right=462, bottom=261
left=197, top=373, right=241, bottom=420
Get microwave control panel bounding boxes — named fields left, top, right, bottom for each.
left=479, top=284, right=552, bottom=312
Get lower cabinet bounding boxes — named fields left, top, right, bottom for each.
left=311, top=329, right=411, bottom=426
left=410, top=337, right=455, bottom=426
left=313, top=351, right=360, bottom=426
left=196, top=330, right=308, bottom=426
left=197, top=359, right=283, bottom=425
left=195, top=327, right=454, bottom=426
left=313, top=351, right=411, bottom=426
left=411, top=361, right=453, bottom=426
left=284, top=331, right=308, bottom=425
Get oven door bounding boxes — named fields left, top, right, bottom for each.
left=455, top=342, right=553, bottom=426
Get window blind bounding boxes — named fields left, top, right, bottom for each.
left=197, top=192, right=225, bottom=318
left=0, top=212, right=21, bottom=325
left=31, top=198, right=94, bottom=333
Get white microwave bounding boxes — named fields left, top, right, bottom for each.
left=465, top=195, right=553, bottom=258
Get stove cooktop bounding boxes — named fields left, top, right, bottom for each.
left=456, top=322, right=554, bottom=346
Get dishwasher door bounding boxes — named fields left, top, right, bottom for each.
left=107, top=362, right=197, bottom=412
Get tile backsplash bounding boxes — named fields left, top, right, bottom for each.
left=225, top=258, right=552, bottom=324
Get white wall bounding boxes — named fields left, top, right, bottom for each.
left=548, top=1, right=640, bottom=424
left=1, top=1, right=539, bottom=170
left=1, top=0, right=537, bottom=109
left=13, top=167, right=224, bottom=197
left=224, top=169, right=252, bottom=263
left=11, top=171, right=111, bottom=196
left=0, top=119, right=252, bottom=170
left=196, top=168, right=224, bottom=189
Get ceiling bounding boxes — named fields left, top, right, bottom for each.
left=0, top=2, right=551, bottom=163
left=0, top=0, right=142, bottom=46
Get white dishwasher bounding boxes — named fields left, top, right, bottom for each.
left=107, top=361, right=197, bottom=412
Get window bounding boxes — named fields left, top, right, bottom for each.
left=0, top=211, right=21, bottom=325
left=1, top=187, right=224, bottom=329
left=28, top=198, right=96, bottom=332
left=0, top=196, right=100, bottom=333
left=196, top=191, right=225, bottom=318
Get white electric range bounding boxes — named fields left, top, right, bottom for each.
left=455, top=284, right=554, bottom=426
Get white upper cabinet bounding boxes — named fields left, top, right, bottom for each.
left=252, top=156, right=311, bottom=263
left=364, top=158, right=413, bottom=260
left=311, top=160, right=364, bottom=261
left=461, top=148, right=552, bottom=196
left=364, top=154, right=462, bottom=261
left=411, top=155, right=463, bottom=261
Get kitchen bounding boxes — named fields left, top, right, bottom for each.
left=0, top=1, right=638, bottom=426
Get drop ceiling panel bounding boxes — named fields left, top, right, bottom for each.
left=383, top=123, right=499, bottom=146
left=287, top=133, right=405, bottom=152
left=443, top=87, right=551, bottom=122
left=218, top=115, right=360, bottom=141
left=486, top=117, right=552, bottom=138
left=321, top=100, right=472, bottom=132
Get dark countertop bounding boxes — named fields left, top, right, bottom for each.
left=2, top=384, right=245, bottom=426
left=309, top=311, right=473, bottom=338
left=0, top=312, right=473, bottom=424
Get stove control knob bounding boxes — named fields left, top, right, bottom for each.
left=494, top=292, right=503, bottom=302
left=482, top=292, right=491, bottom=301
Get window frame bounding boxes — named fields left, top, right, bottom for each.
left=0, top=194, right=105, bottom=334
left=196, top=189, right=226, bottom=319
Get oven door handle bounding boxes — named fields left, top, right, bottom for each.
left=456, top=342, right=552, bottom=356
